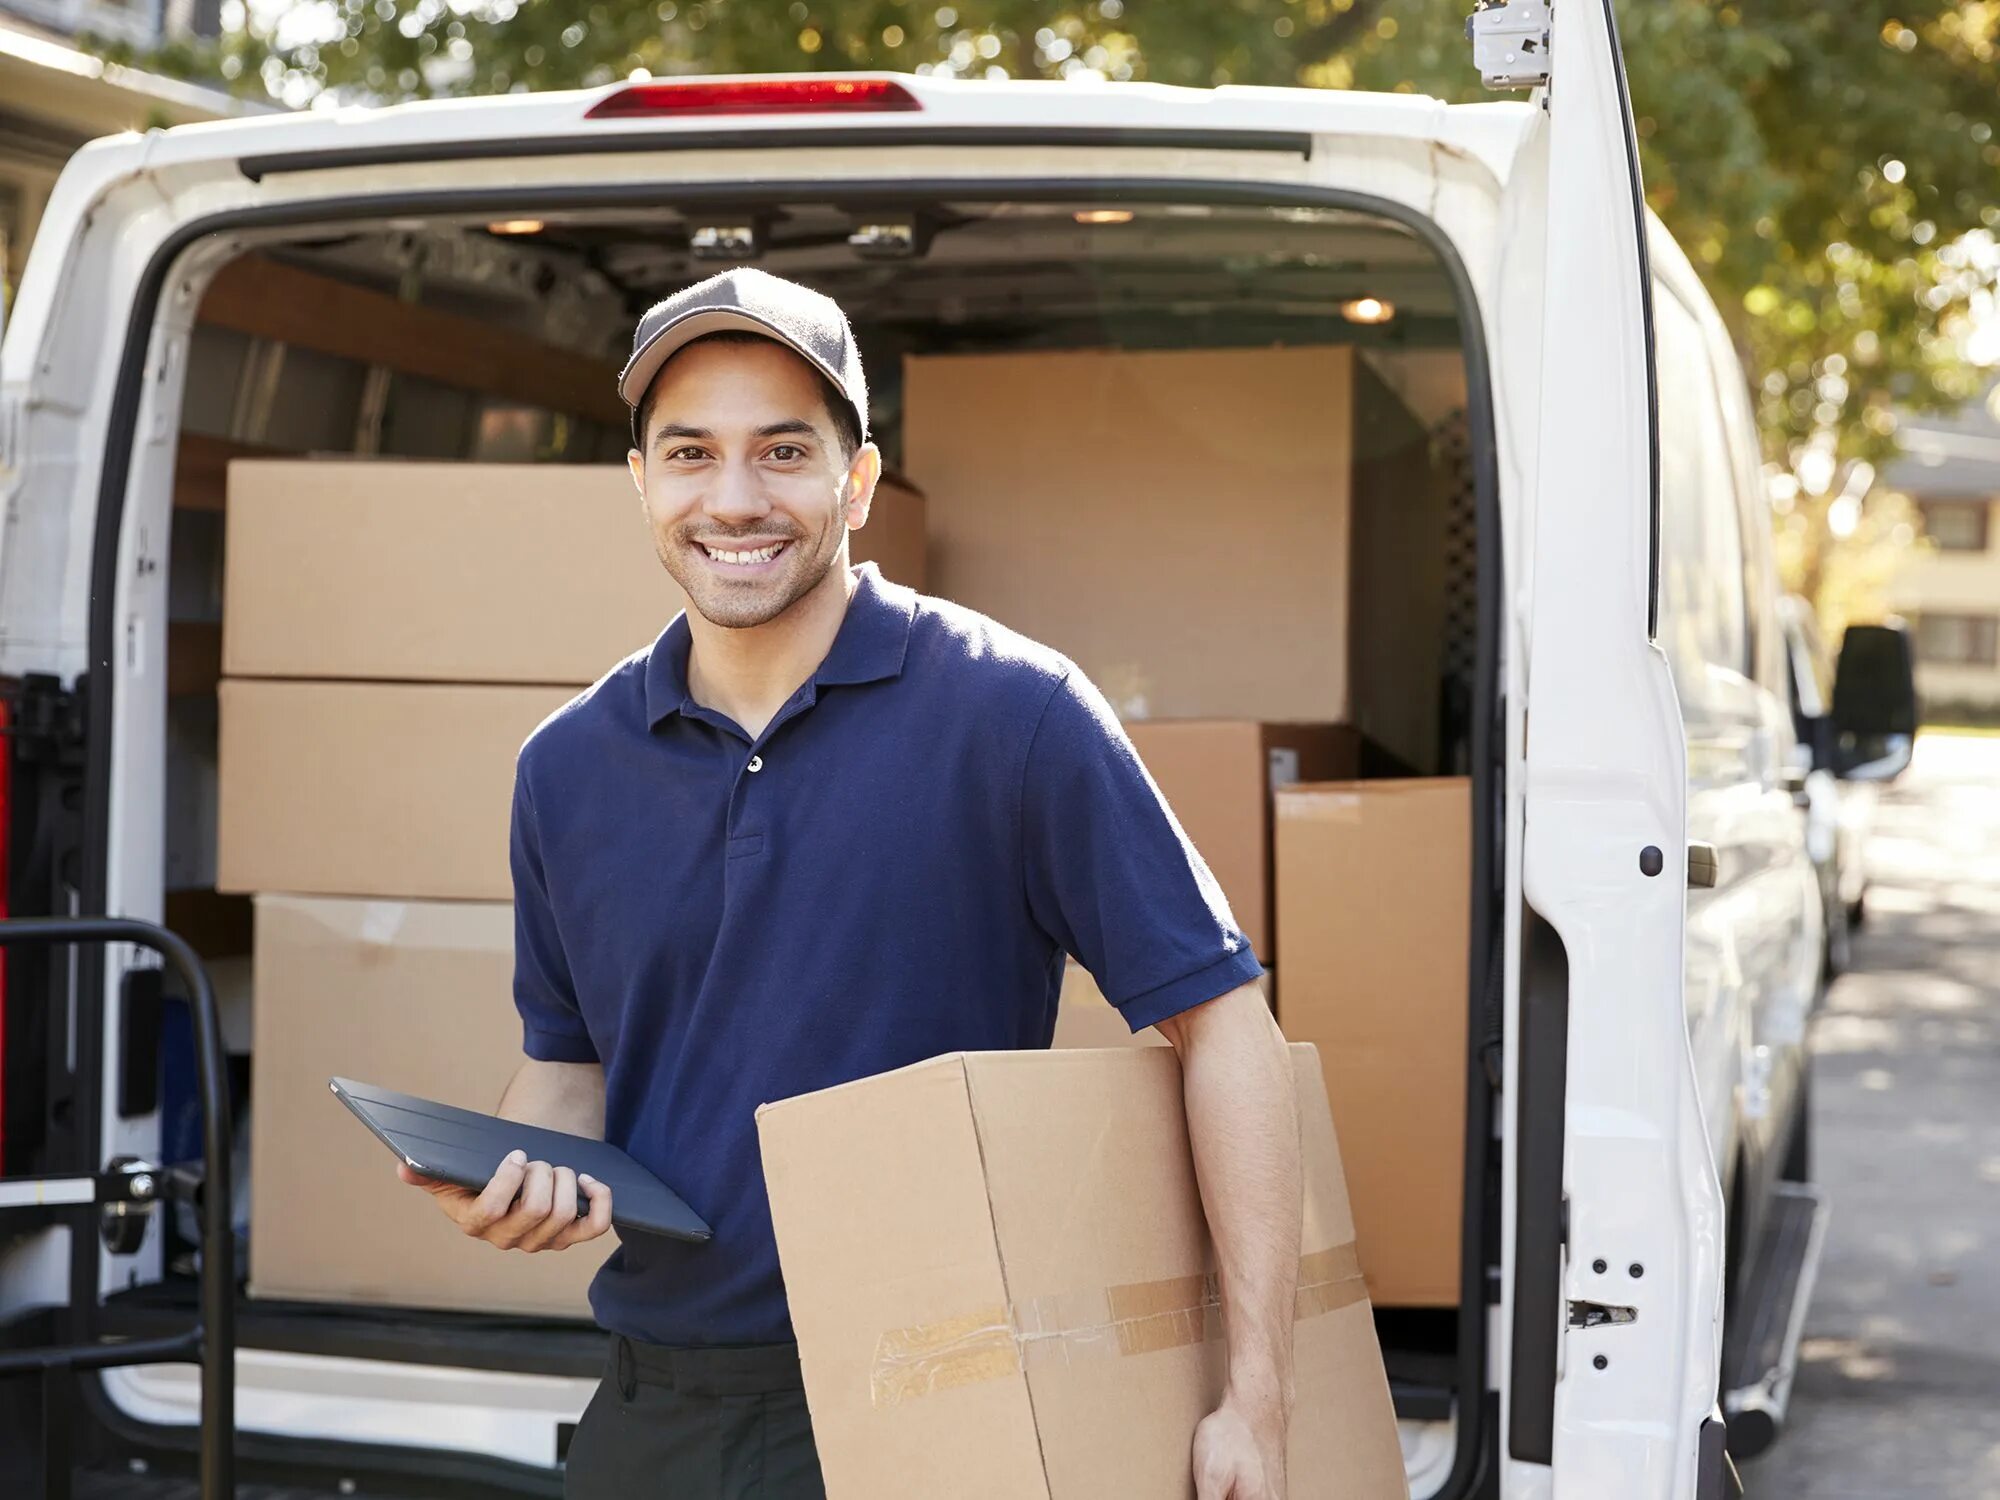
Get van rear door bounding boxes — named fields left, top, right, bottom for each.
left=1496, top=1, right=1729, bottom=1494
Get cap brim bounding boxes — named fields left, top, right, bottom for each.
left=619, top=307, right=858, bottom=441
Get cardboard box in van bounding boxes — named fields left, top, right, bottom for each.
left=221, top=460, right=928, bottom=683
left=1274, top=778, right=1470, bottom=1308
left=247, top=894, right=611, bottom=1315
left=1127, top=720, right=1362, bottom=960
left=1049, top=959, right=1170, bottom=1049
left=904, top=346, right=1357, bottom=723
left=217, top=678, right=570, bottom=900
left=757, top=1044, right=1407, bottom=1500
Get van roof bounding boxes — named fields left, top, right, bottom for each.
left=132, top=72, right=1536, bottom=183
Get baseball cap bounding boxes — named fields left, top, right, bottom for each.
left=618, top=267, right=870, bottom=451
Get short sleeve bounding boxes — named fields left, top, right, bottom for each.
left=1021, top=672, right=1264, bottom=1032
left=511, top=768, right=599, bottom=1064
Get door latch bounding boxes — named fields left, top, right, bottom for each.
left=1467, top=0, right=1552, bottom=90
left=1567, top=1299, right=1638, bottom=1329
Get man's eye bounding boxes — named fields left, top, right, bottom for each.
left=670, top=446, right=707, bottom=462
left=769, top=444, right=805, bottom=461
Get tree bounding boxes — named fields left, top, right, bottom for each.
left=104, top=0, right=2000, bottom=626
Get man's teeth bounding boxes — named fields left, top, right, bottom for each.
left=703, top=542, right=786, bottom=565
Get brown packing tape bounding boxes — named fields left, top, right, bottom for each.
left=870, top=1307, right=1023, bottom=1407
left=869, top=1243, right=1365, bottom=1408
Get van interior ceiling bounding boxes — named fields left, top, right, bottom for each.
left=107, top=195, right=1485, bottom=1466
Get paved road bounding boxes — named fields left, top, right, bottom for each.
left=1741, top=732, right=2000, bottom=1499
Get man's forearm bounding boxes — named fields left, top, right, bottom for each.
left=1158, top=980, right=1303, bottom=1423
left=496, top=1058, right=608, bottom=1140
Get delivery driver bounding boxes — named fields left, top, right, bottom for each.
left=398, top=268, right=1303, bottom=1500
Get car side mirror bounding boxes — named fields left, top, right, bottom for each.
left=1830, top=622, right=1917, bottom=782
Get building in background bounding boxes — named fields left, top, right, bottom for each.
left=1885, top=379, right=2000, bottom=719
left=1, top=0, right=257, bottom=294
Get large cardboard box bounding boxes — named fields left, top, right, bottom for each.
left=247, top=894, right=612, bottom=1314
left=222, top=460, right=928, bottom=683
left=217, top=679, right=571, bottom=900
left=1128, top=721, right=1361, bottom=959
left=1274, top=778, right=1469, bottom=1307
left=905, top=346, right=1356, bottom=722
left=758, top=1045, right=1408, bottom=1500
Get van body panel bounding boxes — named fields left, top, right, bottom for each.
left=1648, top=224, right=1822, bottom=1279
left=1511, top=2, right=1727, bottom=1494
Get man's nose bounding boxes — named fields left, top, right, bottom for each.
left=704, top=456, right=769, bottom=524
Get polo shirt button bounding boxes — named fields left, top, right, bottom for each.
left=747, top=754, right=764, bottom=773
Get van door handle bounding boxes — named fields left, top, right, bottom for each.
left=1688, top=841, right=1718, bottom=889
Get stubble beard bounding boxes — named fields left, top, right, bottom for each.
left=661, top=511, right=846, bottom=631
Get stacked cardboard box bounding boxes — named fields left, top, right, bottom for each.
left=221, top=460, right=928, bottom=685
left=1274, top=779, right=1471, bottom=1308
left=220, top=459, right=926, bottom=1312
left=247, top=894, right=614, bottom=1312
left=905, top=346, right=1359, bottom=723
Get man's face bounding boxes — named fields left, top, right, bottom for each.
left=628, top=339, right=875, bottom=630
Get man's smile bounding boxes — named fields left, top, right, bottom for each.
left=695, top=538, right=794, bottom=570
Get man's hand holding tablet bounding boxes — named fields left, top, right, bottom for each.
left=397, top=1150, right=614, bottom=1254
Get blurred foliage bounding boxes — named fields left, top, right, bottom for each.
left=99, top=0, right=2000, bottom=624
left=1774, top=487, right=1926, bottom=643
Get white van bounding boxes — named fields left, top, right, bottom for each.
left=0, top=2, right=1920, bottom=1496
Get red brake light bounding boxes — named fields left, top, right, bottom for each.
left=586, top=78, right=921, bottom=119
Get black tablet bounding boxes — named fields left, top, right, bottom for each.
left=331, top=1076, right=711, bottom=1242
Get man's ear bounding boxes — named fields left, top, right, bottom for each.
left=843, top=444, right=883, bottom=529
left=627, top=445, right=645, bottom=497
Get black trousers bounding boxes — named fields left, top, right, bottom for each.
left=564, top=1335, right=827, bottom=1500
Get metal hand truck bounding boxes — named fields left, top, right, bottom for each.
left=0, top=917, right=234, bottom=1500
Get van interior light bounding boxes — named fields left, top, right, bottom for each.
left=487, top=219, right=546, bottom=236
left=848, top=222, right=920, bottom=259
left=586, top=78, right=922, bottom=118
left=1340, top=297, right=1396, bottom=325
left=691, top=225, right=759, bottom=261
left=1074, top=209, right=1136, bottom=225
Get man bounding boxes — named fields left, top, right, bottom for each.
left=400, top=268, right=1302, bottom=1499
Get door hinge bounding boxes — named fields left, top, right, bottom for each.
left=1566, top=1299, right=1637, bottom=1329
left=1467, top=0, right=1551, bottom=90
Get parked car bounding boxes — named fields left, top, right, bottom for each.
left=0, top=3, right=1922, bottom=1497
left=1778, top=596, right=1898, bottom=985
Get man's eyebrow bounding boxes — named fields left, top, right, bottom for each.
left=652, top=423, right=713, bottom=453
left=753, top=419, right=821, bottom=440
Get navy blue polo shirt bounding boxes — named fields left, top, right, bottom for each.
left=510, top=562, right=1262, bottom=1346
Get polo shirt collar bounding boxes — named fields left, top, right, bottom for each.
left=645, top=562, right=915, bottom=728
